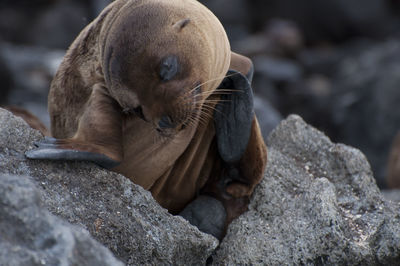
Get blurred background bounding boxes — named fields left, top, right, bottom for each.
left=1, top=0, right=400, bottom=190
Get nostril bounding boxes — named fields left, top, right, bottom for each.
left=158, top=115, right=174, bottom=129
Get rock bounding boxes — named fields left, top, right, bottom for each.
left=0, top=0, right=91, bottom=49
left=232, top=19, right=303, bottom=57
left=382, top=190, right=400, bottom=204
left=331, top=40, right=400, bottom=188
left=2, top=107, right=400, bottom=265
left=0, top=173, right=124, bottom=266
left=0, top=108, right=218, bottom=265
left=298, top=47, right=343, bottom=76
left=253, top=95, right=282, bottom=141
left=263, top=19, right=303, bottom=56
left=0, top=42, right=64, bottom=128
left=199, top=0, right=251, bottom=42
left=253, top=55, right=303, bottom=83
left=248, top=0, right=398, bottom=43
left=278, top=75, right=335, bottom=139
left=212, top=115, right=400, bottom=265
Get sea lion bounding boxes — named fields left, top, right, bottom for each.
left=26, top=0, right=267, bottom=239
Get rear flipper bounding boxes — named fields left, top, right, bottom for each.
left=179, top=195, right=226, bottom=240
left=25, top=84, right=123, bottom=169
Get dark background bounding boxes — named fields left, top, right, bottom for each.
left=1, top=0, right=400, bottom=189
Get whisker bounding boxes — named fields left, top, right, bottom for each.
left=202, top=100, right=232, bottom=103
left=201, top=104, right=224, bottom=116
left=175, top=71, right=243, bottom=131
left=185, top=72, right=241, bottom=95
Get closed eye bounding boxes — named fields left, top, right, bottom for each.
left=159, top=55, right=179, bottom=81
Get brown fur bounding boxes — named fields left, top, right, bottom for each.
left=43, top=0, right=267, bottom=221
left=387, top=132, right=400, bottom=188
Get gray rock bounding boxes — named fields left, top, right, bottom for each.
left=0, top=173, right=124, bottom=266
left=331, top=40, right=400, bottom=188
left=212, top=115, right=400, bottom=265
left=0, top=42, right=64, bottom=128
left=253, top=95, right=282, bottom=141
left=382, top=190, right=400, bottom=204
left=253, top=55, right=303, bottom=83
left=199, top=0, right=251, bottom=41
left=0, top=108, right=218, bottom=265
left=248, top=0, right=397, bottom=43
left=3, top=107, right=400, bottom=265
left=232, top=19, right=303, bottom=57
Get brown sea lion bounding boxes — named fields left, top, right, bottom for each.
left=387, top=132, right=400, bottom=189
left=26, top=0, right=267, bottom=239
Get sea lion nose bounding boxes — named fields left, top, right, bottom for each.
left=158, top=115, right=175, bottom=129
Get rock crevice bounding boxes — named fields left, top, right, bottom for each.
left=1, top=108, right=399, bottom=265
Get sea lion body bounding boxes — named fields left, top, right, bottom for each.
left=27, top=0, right=267, bottom=233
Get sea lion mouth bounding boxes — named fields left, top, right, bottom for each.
left=155, top=127, right=176, bottom=138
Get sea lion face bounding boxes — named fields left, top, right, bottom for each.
left=102, top=1, right=230, bottom=135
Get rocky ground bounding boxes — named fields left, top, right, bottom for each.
left=1, top=108, right=399, bottom=265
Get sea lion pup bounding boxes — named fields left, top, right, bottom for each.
left=26, top=0, right=267, bottom=239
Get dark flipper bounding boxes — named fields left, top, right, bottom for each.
left=179, top=195, right=226, bottom=240
left=26, top=137, right=120, bottom=169
left=214, top=69, right=254, bottom=164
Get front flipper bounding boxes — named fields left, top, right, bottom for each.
left=26, top=84, right=123, bottom=169
left=214, top=69, right=254, bottom=163
left=26, top=137, right=120, bottom=169
left=210, top=52, right=267, bottom=226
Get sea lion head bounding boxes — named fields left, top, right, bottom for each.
left=101, top=0, right=230, bottom=135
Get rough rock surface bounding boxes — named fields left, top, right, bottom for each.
left=0, top=173, right=124, bottom=266
left=382, top=190, right=400, bottom=204
left=212, top=115, right=400, bottom=265
left=0, top=108, right=218, bottom=265
left=2, top=107, right=400, bottom=265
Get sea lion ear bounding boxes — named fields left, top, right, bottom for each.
left=214, top=69, right=254, bottom=163
left=173, top=18, right=191, bottom=31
